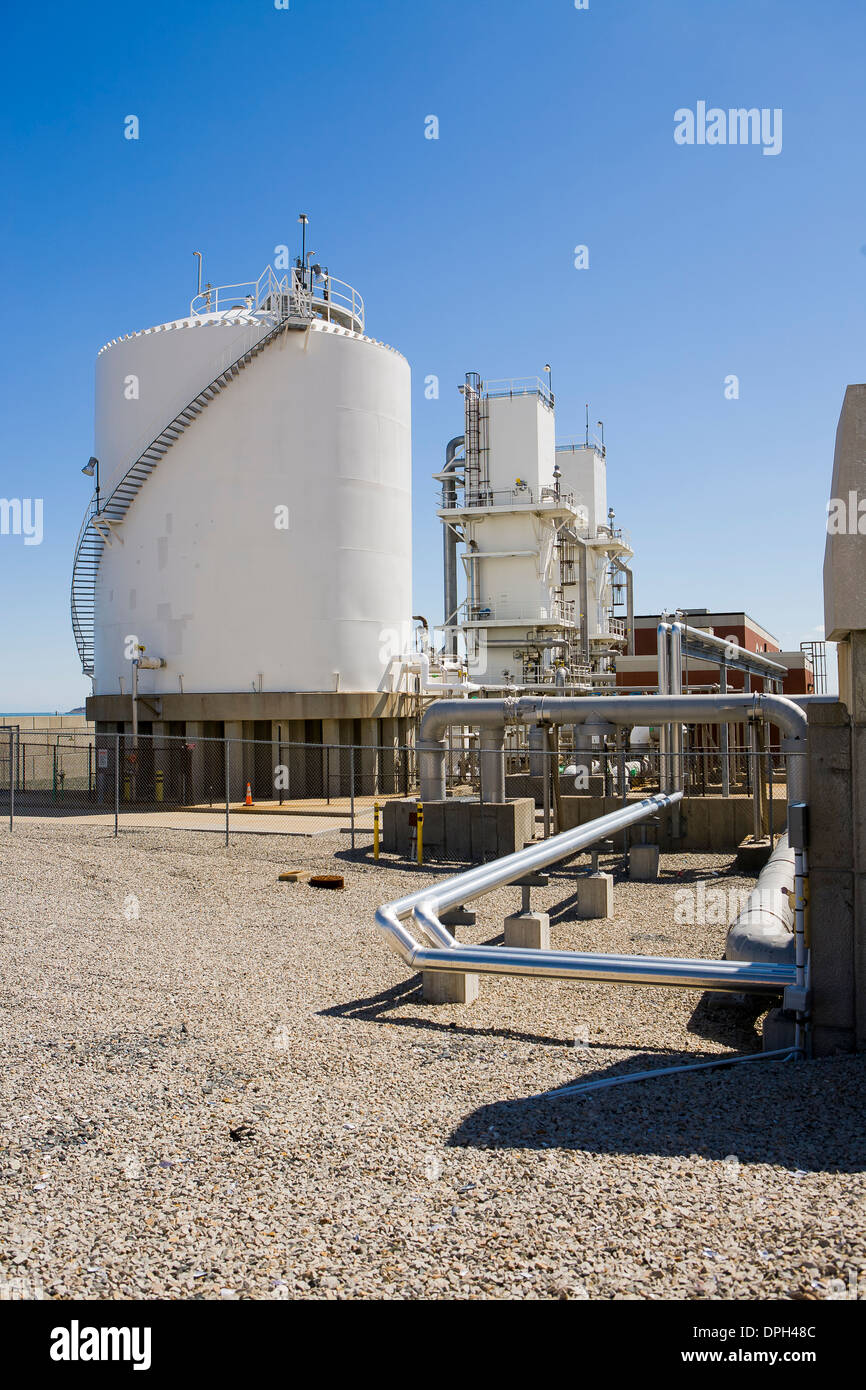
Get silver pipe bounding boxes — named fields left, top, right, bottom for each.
left=726, top=831, right=795, bottom=965
left=670, top=621, right=683, bottom=793
left=478, top=726, right=505, bottom=804
left=436, top=436, right=464, bottom=659
left=392, top=794, right=678, bottom=918
left=546, top=1046, right=799, bottom=1098
left=719, top=663, right=730, bottom=798
left=750, top=718, right=762, bottom=841
left=405, top=943, right=794, bottom=992
left=675, top=619, right=787, bottom=678
left=657, top=621, right=670, bottom=792
left=418, top=692, right=808, bottom=805
left=578, top=537, right=590, bottom=663
left=375, top=790, right=793, bottom=993
left=528, top=724, right=546, bottom=776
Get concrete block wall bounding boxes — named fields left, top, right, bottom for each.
left=558, top=795, right=762, bottom=852
left=382, top=798, right=535, bottom=861
left=807, top=678, right=865, bottom=1055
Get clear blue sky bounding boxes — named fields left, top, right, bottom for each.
left=1, top=0, right=863, bottom=710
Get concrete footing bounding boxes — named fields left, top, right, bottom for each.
left=574, top=872, right=613, bottom=919
left=421, top=971, right=479, bottom=1005
left=440, top=905, right=477, bottom=927
left=503, top=911, right=550, bottom=949
left=629, top=844, right=660, bottom=881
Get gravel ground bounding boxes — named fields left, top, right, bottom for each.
left=1, top=820, right=864, bottom=1301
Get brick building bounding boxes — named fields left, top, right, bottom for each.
left=615, top=609, right=816, bottom=696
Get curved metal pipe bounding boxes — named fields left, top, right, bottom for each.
left=418, top=692, right=808, bottom=804
left=374, top=790, right=794, bottom=994
left=436, top=436, right=465, bottom=659
left=726, top=831, right=795, bottom=965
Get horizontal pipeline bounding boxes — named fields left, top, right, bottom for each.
left=374, top=790, right=795, bottom=995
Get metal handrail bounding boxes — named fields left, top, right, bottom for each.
left=482, top=376, right=554, bottom=408
left=190, top=263, right=364, bottom=330
left=443, top=485, right=577, bottom=510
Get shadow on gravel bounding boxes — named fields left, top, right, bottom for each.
left=446, top=1053, right=866, bottom=1171
left=686, top=991, right=770, bottom=1051
left=320, top=982, right=673, bottom=1053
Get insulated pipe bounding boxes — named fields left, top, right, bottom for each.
left=478, top=726, right=505, bottom=804
left=657, top=621, right=669, bottom=791
left=669, top=621, right=684, bottom=793
left=528, top=724, right=546, bottom=776
left=726, top=832, right=795, bottom=965
left=418, top=693, right=808, bottom=806
left=719, top=664, right=731, bottom=798
left=435, top=436, right=464, bottom=659
left=375, top=790, right=795, bottom=994
left=675, top=620, right=787, bottom=679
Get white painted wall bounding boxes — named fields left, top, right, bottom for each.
left=92, top=318, right=412, bottom=695
left=556, top=445, right=607, bottom=536
left=485, top=394, right=556, bottom=492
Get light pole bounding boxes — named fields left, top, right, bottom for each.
left=597, top=420, right=605, bottom=455
left=298, top=213, right=308, bottom=285
left=82, top=456, right=100, bottom=513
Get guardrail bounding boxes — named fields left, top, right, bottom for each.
left=190, top=264, right=364, bottom=331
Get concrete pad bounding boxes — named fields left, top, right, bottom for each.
left=440, top=905, right=477, bottom=927
left=503, top=911, right=550, bottom=949
left=629, top=844, right=660, bottom=881
left=574, top=872, right=613, bottom=920
left=421, top=970, right=479, bottom=1004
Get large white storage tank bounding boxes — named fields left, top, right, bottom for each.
left=84, top=264, right=411, bottom=699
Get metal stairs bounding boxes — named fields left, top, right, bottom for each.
left=71, top=303, right=303, bottom=677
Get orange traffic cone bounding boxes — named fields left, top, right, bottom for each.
left=245, top=782, right=253, bottom=807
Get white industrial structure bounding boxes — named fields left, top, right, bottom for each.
left=436, top=373, right=634, bottom=688
left=72, top=251, right=421, bottom=792
left=71, top=246, right=636, bottom=800
left=75, top=262, right=411, bottom=696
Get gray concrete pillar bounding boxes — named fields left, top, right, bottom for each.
left=223, top=721, right=247, bottom=802
left=422, top=971, right=479, bottom=1004
left=503, top=911, right=550, bottom=949
left=359, top=718, right=379, bottom=798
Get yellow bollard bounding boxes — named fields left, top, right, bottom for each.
left=124, top=778, right=130, bottom=802
left=416, top=801, right=424, bottom=865
left=373, top=800, right=380, bottom=860
left=155, top=769, right=163, bottom=803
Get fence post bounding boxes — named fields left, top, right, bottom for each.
left=8, top=729, right=13, bottom=832
left=114, top=733, right=119, bottom=837
left=349, top=744, right=356, bottom=851
left=225, top=739, right=232, bottom=845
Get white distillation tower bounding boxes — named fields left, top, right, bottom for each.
left=436, top=372, right=634, bottom=690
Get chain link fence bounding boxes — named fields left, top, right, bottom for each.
left=1, top=726, right=800, bottom=850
